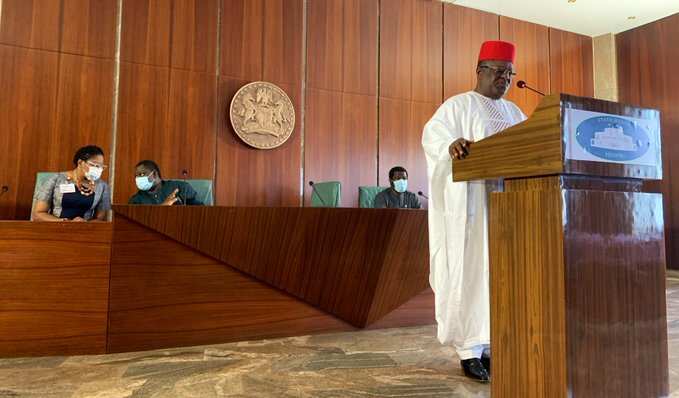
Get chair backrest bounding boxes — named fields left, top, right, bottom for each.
left=31, top=172, right=59, bottom=220
left=167, top=179, right=214, bottom=206
left=358, top=186, right=388, bottom=208
left=310, top=181, right=341, bottom=207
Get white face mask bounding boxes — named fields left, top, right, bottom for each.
left=84, top=163, right=103, bottom=181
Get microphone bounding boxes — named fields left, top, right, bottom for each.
left=308, top=181, right=328, bottom=207
left=417, top=191, right=428, bottom=200
left=517, top=80, right=545, bottom=96
left=0, top=185, right=8, bottom=199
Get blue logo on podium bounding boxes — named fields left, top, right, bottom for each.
left=575, top=116, right=650, bottom=162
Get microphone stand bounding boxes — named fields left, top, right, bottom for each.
left=309, top=181, right=328, bottom=207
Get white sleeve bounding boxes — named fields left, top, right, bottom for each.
left=422, top=101, right=463, bottom=164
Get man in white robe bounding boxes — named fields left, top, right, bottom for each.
left=421, top=40, right=527, bottom=382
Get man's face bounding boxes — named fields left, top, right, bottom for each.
left=135, top=165, right=156, bottom=182
left=477, top=60, right=515, bottom=99
left=390, top=171, right=408, bottom=188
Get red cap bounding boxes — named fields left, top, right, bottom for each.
left=478, top=40, right=515, bottom=63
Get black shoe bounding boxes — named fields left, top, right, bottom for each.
left=461, top=358, right=490, bottom=382
left=481, top=355, right=490, bottom=375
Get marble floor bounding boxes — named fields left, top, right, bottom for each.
left=1, top=278, right=678, bottom=398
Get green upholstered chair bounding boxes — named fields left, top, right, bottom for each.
left=167, top=179, right=214, bottom=206
left=359, top=186, right=388, bottom=208
left=30, top=172, right=59, bottom=220
left=310, top=181, right=341, bottom=207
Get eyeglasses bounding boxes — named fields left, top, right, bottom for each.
left=479, top=65, right=517, bottom=78
left=86, top=160, right=108, bottom=169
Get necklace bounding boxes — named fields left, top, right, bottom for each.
left=68, top=171, right=95, bottom=196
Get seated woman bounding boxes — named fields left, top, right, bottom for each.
left=32, top=145, right=111, bottom=222
left=128, top=160, right=203, bottom=205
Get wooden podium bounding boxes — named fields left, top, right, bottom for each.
left=453, top=94, right=668, bottom=397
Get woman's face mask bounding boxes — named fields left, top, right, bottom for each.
left=83, top=161, right=103, bottom=181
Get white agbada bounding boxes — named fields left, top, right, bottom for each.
left=422, top=90, right=526, bottom=355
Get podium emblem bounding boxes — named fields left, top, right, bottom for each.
left=229, top=82, right=296, bottom=149
left=575, top=116, right=650, bottom=162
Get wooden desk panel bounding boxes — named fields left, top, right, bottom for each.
left=0, top=222, right=112, bottom=357
left=113, top=206, right=431, bottom=327
left=108, top=216, right=433, bottom=353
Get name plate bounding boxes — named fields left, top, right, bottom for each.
left=564, top=108, right=661, bottom=168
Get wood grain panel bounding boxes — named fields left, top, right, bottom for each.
left=563, top=190, right=668, bottom=397
left=0, top=222, right=112, bottom=357
left=490, top=186, right=567, bottom=397
left=61, top=0, right=118, bottom=58
left=164, top=69, right=217, bottom=179
left=500, top=16, right=550, bottom=116
left=549, top=28, right=593, bottom=97
left=114, top=205, right=431, bottom=327
left=109, top=214, right=433, bottom=352
left=0, top=0, right=61, bottom=51
left=171, top=0, right=218, bottom=72
left=121, top=0, right=171, bottom=66
left=262, top=0, right=303, bottom=86
left=304, top=89, right=377, bottom=207
left=49, top=54, right=114, bottom=172
left=216, top=77, right=301, bottom=206
left=378, top=98, right=435, bottom=206
left=380, top=0, right=442, bottom=103
left=443, top=4, right=499, bottom=99
left=114, top=62, right=169, bottom=203
left=0, top=45, right=58, bottom=220
left=617, top=13, right=679, bottom=269
left=220, top=0, right=263, bottom=80
left=306, top=0, right=378, bottom=95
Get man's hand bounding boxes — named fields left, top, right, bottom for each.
left=449, top=138, right=472, bottom=160
left=161, top=189, right=180, bottom=206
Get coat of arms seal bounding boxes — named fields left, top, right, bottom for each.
left=229, top=82, right=296, bottom=149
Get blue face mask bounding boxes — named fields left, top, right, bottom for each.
left=393, top=179, right=408, bottom=193
left=135, top=173, right=154, bottom=191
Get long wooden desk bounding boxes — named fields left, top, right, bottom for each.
left=0, top=207, right=433, bottom=357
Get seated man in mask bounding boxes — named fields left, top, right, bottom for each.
left=373, top=166, right=421, bottom=209
left=128, top=160, right=203, bottom=205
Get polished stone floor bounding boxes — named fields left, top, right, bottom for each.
left=1, top=278, right=678, bottom=398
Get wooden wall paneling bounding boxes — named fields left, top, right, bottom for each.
left=304, top=90, right=377, bottom=207
left=342, top=0, right=378, bottom=96
left=216, top=77, right=302, bottom=206
left=0, top=222, right=112, bottom=357
left=306, top=0, right=345, bottom=92
left=443, top=4, right=499, bottom=99
left=171, top=0, right=218, bottom=72
left=379, top=0, right=413, bottom=100
left=0, top=46, right=58, bottom=220
left=120, top=0, right=171, bottom=66
left=164, top=69, right=217, bottom=180
left=262, top=0, right=303, bottom=86
left=48, top=54, right=114, bottom=173
left=617, top=13, right=679, bottom=269
left=0, top=0, right=62, bottom=51
left=378, top=98, right=436, bottom=206
left=499, top=16, right=550, bottom=116
left=379, top=0, right=442, bottom=102
left=114, top=63, right=169, bottom=203
left=549, top=28, right=593, bottom=97
left=410, top=0, right=443, bottom=104
left=61, top=0, right=118, bottom=58
left=220, top=0, right=264, bottom=80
